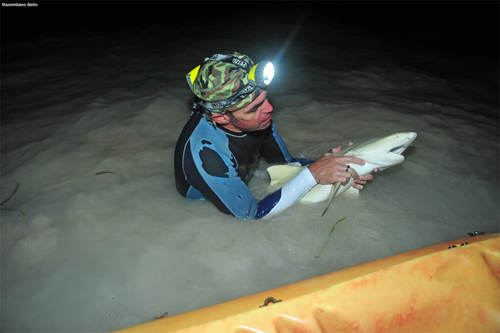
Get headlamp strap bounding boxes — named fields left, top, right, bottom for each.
left=200, top=85, right=259, bottom=114
left=191, top=98, right=204, bottom=114
left=204, top=54, right=252, bottom=72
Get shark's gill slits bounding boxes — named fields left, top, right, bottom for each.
left=390, top=146, right=405, bottom=154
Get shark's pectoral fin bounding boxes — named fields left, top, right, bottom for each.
left=321, top=182, right=341, bottom=217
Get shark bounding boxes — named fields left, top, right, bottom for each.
left=267, top=132, right=417, bottom=215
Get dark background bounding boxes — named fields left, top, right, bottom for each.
left=3, top=2, right=498, bottom=117
left=2, top=1, right=498, bottom=58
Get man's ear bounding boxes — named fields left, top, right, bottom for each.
left=211, top=113, right=231, bottom=125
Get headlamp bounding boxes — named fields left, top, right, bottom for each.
left=248, top=61, right=274, bottom=88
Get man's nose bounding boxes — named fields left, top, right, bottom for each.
left=262, top=99, right=273, bottom=113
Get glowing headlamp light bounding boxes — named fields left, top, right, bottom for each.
left=248, top=61, right=274, bottom=88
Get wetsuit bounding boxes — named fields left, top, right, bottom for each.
left=174, top=99, right=317, bottom=219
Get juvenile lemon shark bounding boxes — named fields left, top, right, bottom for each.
left=267, top=132, right=417, bottom=215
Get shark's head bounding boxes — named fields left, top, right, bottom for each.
left=344, top=132, right=417, bottom=171
left=370, top=132, right=417, bottom=170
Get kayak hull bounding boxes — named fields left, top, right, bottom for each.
left=114, top=233, right=500, bottom=332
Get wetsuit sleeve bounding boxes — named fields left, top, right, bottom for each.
left=256, top=167, right=317, bottom=219
left=186, top=141, right=317, bottom=219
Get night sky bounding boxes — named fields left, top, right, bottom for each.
left=2, top=2, right=498, bottom=57
left=3, top=2, right=498, bottom=118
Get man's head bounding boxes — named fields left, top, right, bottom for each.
left=186, top=52, right=274, bottom=131
left=213, top=90, right=274, bottom=132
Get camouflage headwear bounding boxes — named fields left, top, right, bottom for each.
left=189, top=52, right=263, bottom=114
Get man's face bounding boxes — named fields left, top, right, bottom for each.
left=225, top=91, right=274, bottom=132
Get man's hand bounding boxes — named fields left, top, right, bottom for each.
left=352, top=173, right=373, bottom=190
left=308, top=152, right=373, bottom=188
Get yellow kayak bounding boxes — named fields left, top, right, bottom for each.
left=114, top=233, right=499, bottom=332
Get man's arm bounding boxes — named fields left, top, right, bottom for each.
left=255, top=167, right=317, bottom=218
left=184, top=142, right=317, bottom=219
left=258, top=154, right=371, bottom=219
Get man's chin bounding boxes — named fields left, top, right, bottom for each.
left=259, top=121, right=272, bottom=130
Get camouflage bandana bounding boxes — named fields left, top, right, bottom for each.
left=190, top=52, right=264, bottom=114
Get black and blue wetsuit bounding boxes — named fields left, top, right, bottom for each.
left=174, top=99, right=317, bottom=219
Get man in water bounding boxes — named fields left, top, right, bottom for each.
left=174, top=52, right=372, bottom=219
